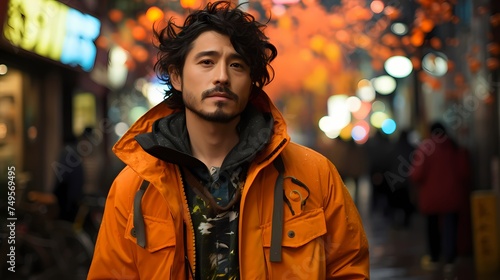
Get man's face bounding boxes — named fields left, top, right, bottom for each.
left=170, top=31, right=252, bottom=123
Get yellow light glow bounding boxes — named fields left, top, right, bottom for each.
left=146, top=6, right=163, bottom=22
left=340, top=124, right=353, bottom=141
left=370, top=111, right=389, bottom=128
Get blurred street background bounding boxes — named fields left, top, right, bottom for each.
left=0, top=0, right=499, bottom=279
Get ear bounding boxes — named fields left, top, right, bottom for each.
left=249, top=84, right=259, bottom=100
left=169, top=66, right=182, bottom=91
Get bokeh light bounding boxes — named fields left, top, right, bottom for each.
left=339, top=123, right=353, bottom=141
left=0, top=64, right=8, bottom=75
left=372, top=75, right=397, bottom=95
left=370, top=111, right=389, bottom=128
left=371, top=100, right=386, bottom=112
left=319, top=116, right=341, bottom=139
left=146, top=6, right=163, bottom=22
left=145, top=81, right=168, bottom=106
left=391, top=22, right=408, bottom=35
left=352, top=120, right=370, bottom=144
left=129, top=106, right=148, bottom=123
left=384, top=56, right=413, bottom=78
left=356, top=79, right=376, bottom=102
left=422, top=52, right=448, bottom=77
left=114, top=122, right=129, bottom=137
left=370, top=0, right=385, bottom=14
left=326, top=95, right=351, bottom=130
left=346, top=96, right=362, bottom=112
left=381, top=118, right=397, bottom=134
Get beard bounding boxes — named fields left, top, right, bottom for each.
left=185, top=102, right=240, bottom=123
left=184, top=86, right=242, bottom=123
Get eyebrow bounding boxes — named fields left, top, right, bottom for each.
left=193, top=50, right=245, bottom=61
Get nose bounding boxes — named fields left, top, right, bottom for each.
left=213, top=63, right=229, bottom=86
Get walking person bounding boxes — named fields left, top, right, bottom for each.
left=88, top=2, right=369, bottom=279
left=410, top=122, right=471, bottom=274
left=52, top=134, right=85, bottom=222
left=386, top=130, right=416, bottom=228
left=365, top=130, right=393, bottom=215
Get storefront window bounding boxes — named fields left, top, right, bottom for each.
left=72, top=92, right=96, bottom=137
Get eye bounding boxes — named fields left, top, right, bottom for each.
left=200, top=59, right=213, bottom=65
left=230, top=61, right=248, bottom=71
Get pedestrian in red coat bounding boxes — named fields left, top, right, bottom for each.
left=410, top=122, right=471, bottom=274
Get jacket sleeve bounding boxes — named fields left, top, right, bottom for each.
left=87, top=167, right=140, bottom=280
left=323, top=159, right=370, bottom=279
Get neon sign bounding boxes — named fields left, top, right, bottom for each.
left=3, top=0, right=101, bottom=72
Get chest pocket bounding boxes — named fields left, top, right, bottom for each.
left=261, top=208, right=327, bottom=248
left=125, top=180, right=176, bottom=253
left=125, top=213, right=176, bottom=253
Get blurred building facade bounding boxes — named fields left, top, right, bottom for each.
left=0, top=0, right=109, bottom=194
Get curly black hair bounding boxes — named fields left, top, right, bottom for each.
left=153, top=1, right=278, bottom=109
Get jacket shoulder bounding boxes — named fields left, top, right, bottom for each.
left=107, top=166, right=144, bottom=214
left=279, top=142, right=343, bottom=194
left=282, top=142, right=337, bottom=171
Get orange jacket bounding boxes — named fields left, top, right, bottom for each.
left=87, top=92, right=369, bottom=279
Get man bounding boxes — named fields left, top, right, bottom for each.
left=88, top=1, right=369, bottom=279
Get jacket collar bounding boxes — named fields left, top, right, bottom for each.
left=113, top=90, right=290, bottom=182
left=136, top=103, right=273, bottom=171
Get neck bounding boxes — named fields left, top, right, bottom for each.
left=186, top=111, right=240, bottom=168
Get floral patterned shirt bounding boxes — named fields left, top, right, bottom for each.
left=185, top=165, right=246, bottom=280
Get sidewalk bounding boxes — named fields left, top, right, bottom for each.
left=348, top=177, right=484, bottom=280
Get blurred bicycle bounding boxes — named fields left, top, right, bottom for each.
left=0, top=184, right=98, bottom=280
left=74, top=194, right=106, bottom=245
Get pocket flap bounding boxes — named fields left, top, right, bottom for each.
left=261, top=208, right=327, bottom=248
left=125, top=214, right=176, bottom=253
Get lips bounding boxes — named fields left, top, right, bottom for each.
left=206, top=92, right=233, bottom=100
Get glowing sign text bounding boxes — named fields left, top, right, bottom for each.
left=3, top=0, right=101, bottom=71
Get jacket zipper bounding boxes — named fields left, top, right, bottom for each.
left=178, top=166, right=196, bottom=279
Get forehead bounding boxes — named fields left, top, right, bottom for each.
left=188, top=31, right=235, bottom=54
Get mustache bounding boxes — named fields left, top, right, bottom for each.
left=202, top=86, right=238, bottom=100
